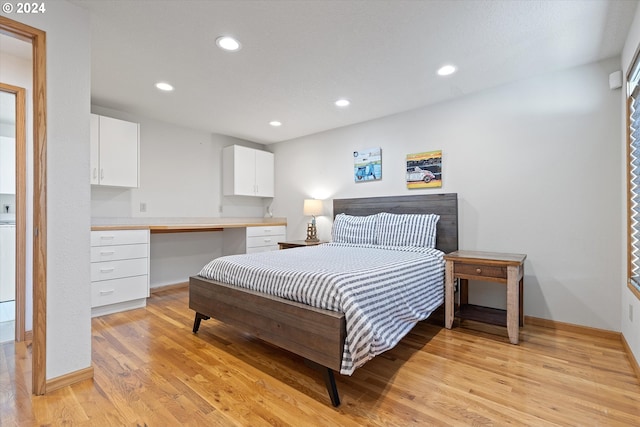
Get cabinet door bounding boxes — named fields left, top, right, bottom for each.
left=98, top=115, right=139, bottom=188
left=255, top=149, right=274, bottom=197
left=223, top=145, right=274, bottom=197
left=227, top=145, right=257, bottom=196
left=0, top=136, right=16, bottom=194
left=0, top=225, right=16, bottom=302
left=90, top=114, right=99, bottom=185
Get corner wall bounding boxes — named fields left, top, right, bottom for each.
left=272, top=57, right=623, bottom=332
left=1, top=1, right=93, bottom=379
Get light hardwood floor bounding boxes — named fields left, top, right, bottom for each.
left=2, top=287, right=640, bottom=426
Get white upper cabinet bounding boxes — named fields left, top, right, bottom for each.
left=223, top=145, right=274, bottom=197
left=90, top=114, right=100, bottom=185
left=90, top=114, right=139, bottom=188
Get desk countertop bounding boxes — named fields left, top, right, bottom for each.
left=91, top=217, right=287, bottom=232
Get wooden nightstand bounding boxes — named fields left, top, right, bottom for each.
left=278, top=240, right=327, bottom=250
left=444, top=250, right=526, bottom=344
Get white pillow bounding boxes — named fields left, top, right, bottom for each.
left=332, top=213, right=378, bottom=245
left=376, top=212, right=440, bottom=248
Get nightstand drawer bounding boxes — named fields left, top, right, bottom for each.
left=454, top=263, right=507, bottom=279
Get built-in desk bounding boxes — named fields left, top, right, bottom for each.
left=91, top=218, right=287, bottom=233
left=90, top=218, right=287, bottom=316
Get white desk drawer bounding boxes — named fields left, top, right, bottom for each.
left=247, top=234, right=285, bottom=249
left=91, top=243, right=148, bottom=262
left=246, top=226, right=286, bottom=238
left=91, top=258, right=148, bottom=282
left=91, top=275, right=148, bottom=307
left=246, top=245, right=279, bottom=254
left=91, top=229, right=149, bottom=247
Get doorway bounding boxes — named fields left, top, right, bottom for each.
left=0, top=15, right=47, bottom=395
left=0, top=83, right=26, bottom=344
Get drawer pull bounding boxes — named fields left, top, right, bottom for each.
left=264, top=238, right=272, bottom=242
left=476, top=268, right=482, bottom=274
left=99, top=289, right=115, bottom=295
left=100, top=251, right=115, bottom=256
left=99, top=267, right=115, bottom=273
left=100, top=235, right=115, bottom=240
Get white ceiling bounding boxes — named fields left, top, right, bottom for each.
left=63, top=1, right=640, bottom=143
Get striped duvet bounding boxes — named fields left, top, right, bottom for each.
left=198, top=242, right=445, bottom=375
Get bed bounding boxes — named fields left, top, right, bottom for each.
left=189, top=193, right=458, bottom=406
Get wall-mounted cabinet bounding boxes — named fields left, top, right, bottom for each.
left=223, top=145, right=274, bottom=197
left=90, top=114, right=139, bottom=188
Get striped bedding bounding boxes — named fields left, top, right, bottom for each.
left=198, top=242, right=445, bottom=375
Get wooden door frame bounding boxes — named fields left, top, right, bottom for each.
left=0, top=16, right=47, bottom=395
left=0, top=82, right=26, bottom=342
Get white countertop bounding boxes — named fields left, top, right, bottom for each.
left=91, top=216, right=287, bottom=232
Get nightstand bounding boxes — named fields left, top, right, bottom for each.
left=444, top=250, right=526, bottom=344
left=277, top=240, right=327, bottom=250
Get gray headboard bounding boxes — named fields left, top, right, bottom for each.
left=332, top=193, right=458, bottom=254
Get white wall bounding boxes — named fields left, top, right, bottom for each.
left=621, top=4, right=640, bottom=373
left=90, top=107, right=272, bottom=288
left=1, top=1, right=93, bottom=379
left=0, top=50, right=33, bottom=332
left=272, top=57, right=623, bottom=332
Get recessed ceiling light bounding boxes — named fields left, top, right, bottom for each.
left=155, top=82, right=174, bottom=91
left=216, top=36, right=241, bottom=52
left=437, top=65, right=457, bottom=76
left=269, top=121, right=282, bottom=127
left=335, top=99, right=350, bottom=107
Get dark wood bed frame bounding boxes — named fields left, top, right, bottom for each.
left=189, top=193, right=458, bottom=406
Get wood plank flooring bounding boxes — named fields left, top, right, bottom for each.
left=2, top=286, right=639, bottom=426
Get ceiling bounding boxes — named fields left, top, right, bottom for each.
left=37, top=1, right=640, bottom=143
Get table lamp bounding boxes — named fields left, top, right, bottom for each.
left=303, top=199, right=323, bottom=242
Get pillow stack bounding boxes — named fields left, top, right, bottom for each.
left=332, top=212, right=440, bottom=248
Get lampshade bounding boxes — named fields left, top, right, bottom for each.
left=303, top=199, right=323, bottom=216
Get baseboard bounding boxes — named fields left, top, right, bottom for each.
left=150, top=281, right=188, bottom=294
left=524, top=315, right=620, bottom=340
left=526, top=315, right=639, bottom=382
left=621, top=334, right=640, bottom=382
left=46, top=365, right=94, bottom=393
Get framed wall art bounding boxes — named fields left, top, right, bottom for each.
left=406, top=150, right=442, bottom=189
left=353, top=147, right=382, bottom=182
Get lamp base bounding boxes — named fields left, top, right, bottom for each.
left=305, top=223, right=319, bottom=243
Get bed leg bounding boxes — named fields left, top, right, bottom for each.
left=305, top=360, right=341, bottom=407
left=192, top=312, right=210, bottom=333
left=321, top=367, right=340, bottom=407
